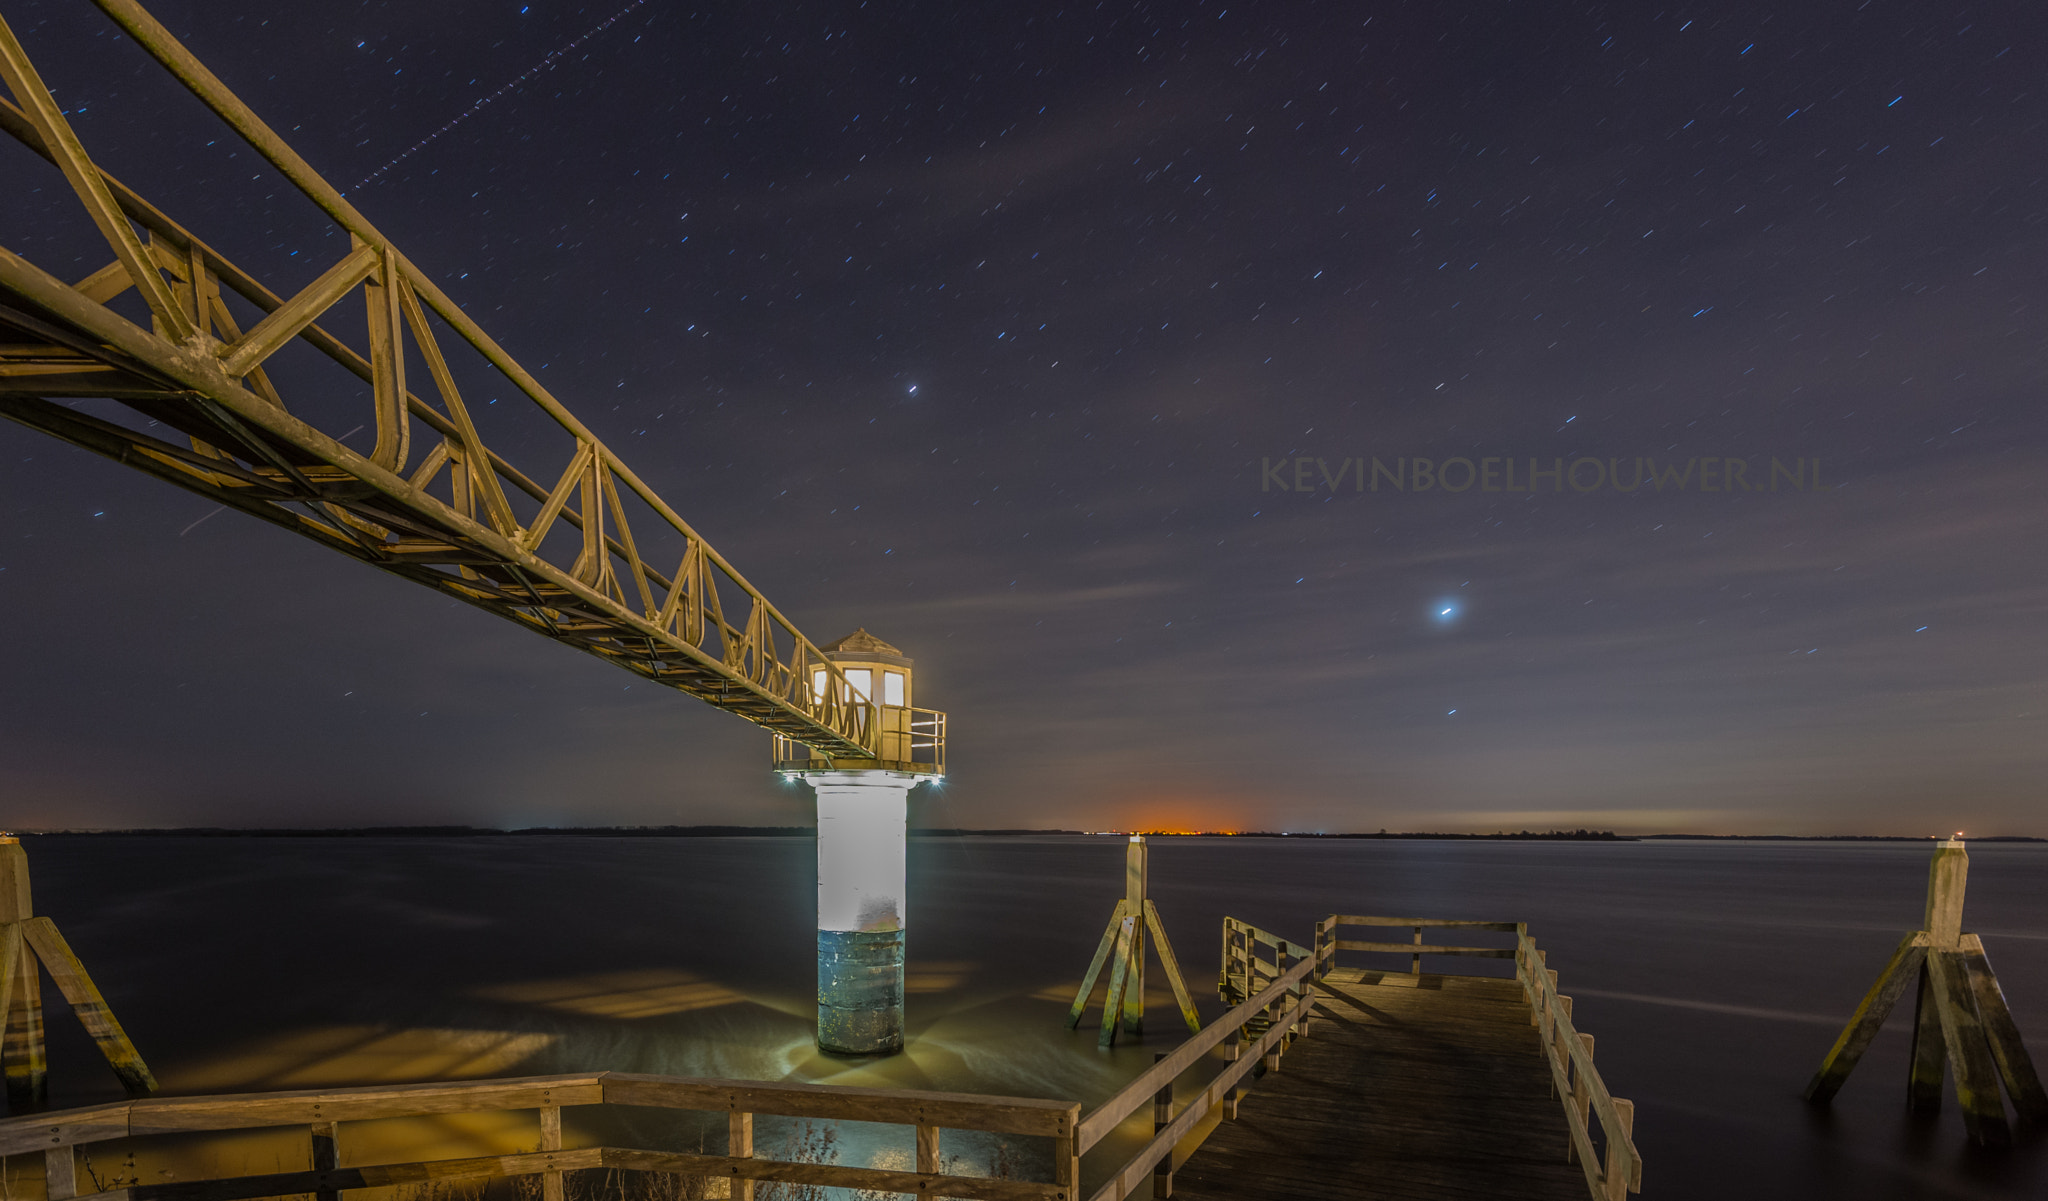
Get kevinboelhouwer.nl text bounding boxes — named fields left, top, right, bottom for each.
left=1259, top=456, right=1830, bottom=494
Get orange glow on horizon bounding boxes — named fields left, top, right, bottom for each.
left=1108, top=793, right=1254, bottom=836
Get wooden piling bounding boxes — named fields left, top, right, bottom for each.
left=1124, top=837, right=1148, bottom=1036
left=1, top=837, right=48, bottom=1113
left=1906, top=963, right=1947, bottom=1115
left=21, top=919, right=158, bottom=1095
left=1803, top=933, right=1925, bottom=1104
left=1067, top=835, right=1202, bottom=1046
left=1806, top=838, right=2043, bottom=1145
left=1924, top=839, right=1966, bottom=947
left=1959, top=936, right=2048, bottom=1121
left=1926, top=952, right=2008, bottom=1144
left=1067, top=902, right=1130, bottom=1030
left=0, top=835, right=159, bottom=1112
left=1145, top=901, right=1204, bottom=1034
left=1099, top=916, right=1138, bottom=1050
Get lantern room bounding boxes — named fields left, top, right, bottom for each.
left=773, top=628, right=945, bottom=775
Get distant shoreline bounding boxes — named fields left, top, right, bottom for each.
left=9, top=827, right=2043, bottom=842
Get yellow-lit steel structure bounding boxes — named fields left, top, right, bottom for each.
left=0, top=0, right=941, bottom=773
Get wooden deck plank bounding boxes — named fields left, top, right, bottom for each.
left=1169, top=970, right=1590, bottom=1201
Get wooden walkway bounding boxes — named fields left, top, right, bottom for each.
left=1170, top=967, right=1590, bottom=1201
left=0, top=896, right=1638, bottom=1201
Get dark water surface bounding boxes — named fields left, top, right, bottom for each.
left=19, top=835, right=2048, bottom=1199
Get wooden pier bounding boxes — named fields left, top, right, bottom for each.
left=1171, top=969, right=1593, bottom=1201
left=0, top=890, right=1639, bottom=1201
left=0, top=915, right=1634, bottom=1201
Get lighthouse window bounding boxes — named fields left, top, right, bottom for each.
left=845, top=669, right=872, bottom=701
left=883, top=671, right=904, bottom=706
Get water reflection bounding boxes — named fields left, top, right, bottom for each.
left=476, top=971, right=746, bottom=1019
left=174, top=1026, right=558, bottom=1091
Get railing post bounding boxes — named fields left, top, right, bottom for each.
left=1221, top=921, right=1242, bottom=1004
left=43, top=1146, right=75, bottom=1201
left=1219, top=920, right=1230, bottom=1001
left=916, top=1122, right=940, bottom=1175
left=1295, top=964, right=1315, bottom=1039
left=311, top=1121, right=340, bottom=1201
left=1411, top=925, right=1423, bottom=976
left=729, top=1111, right=754, bottom=1201
left=1276, top=944, right=1294, bottom=1046
left=1516, top=926, right=1534, bottom=1020
left=1567, top=1032, right=1595, bottom=1164
left=1549, top=994, right=1573, bottom=1099
left=1152, top=1050, right=1175, bottom=1197
left=1604, top=1097, right=1636, bottom=1200
left=539, top=1105, right=563, bottom=1201
left=1055, top=1131, right=1079, bottom=1201
left=1263, top=997, right=1284, bottom=1073
left=1258, top=945, right=1283, bottom=1070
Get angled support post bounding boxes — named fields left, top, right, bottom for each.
left=1804, top=838, right=2040, bottom=1145
left=0, top=836, right=158, bottom=1112
left=1067, top=900, right=1130, bottom=1029
left=1959, top=934, right=2048, bottom=1122
left=1067, top=836, right=1203, bottom=1046
left=1097, top=915, right=1138, bottom=1050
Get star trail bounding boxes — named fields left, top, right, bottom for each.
left=348, top=0, right=649, bottom=194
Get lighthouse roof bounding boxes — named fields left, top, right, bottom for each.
left=820, top=627, right=910, bottom=665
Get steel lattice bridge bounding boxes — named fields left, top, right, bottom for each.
left=0, top=0, right=943, bottom=773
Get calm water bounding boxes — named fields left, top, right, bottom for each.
left=19, top=834, right=2048, bottom=1198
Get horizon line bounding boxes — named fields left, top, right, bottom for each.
left=6, top=826, right=2041, bottom=842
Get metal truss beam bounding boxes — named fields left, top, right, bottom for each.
left=0, top=1, right=896, bottom=760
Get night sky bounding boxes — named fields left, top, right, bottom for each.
left=3, top=1, right=2044, bottom=835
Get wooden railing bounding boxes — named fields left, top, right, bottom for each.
left=0, top=1072, right=1079, bottom=1201
left=1312, top=914, right=1520, bottom=978
left=1078, top=919, right=1317, bottom=1201
left=1309, top=916, right=1641, bottom=1201
left=1514, top=929, right=1642, bottom=1200
left=1217, top=916, right=1314, bottom=1007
